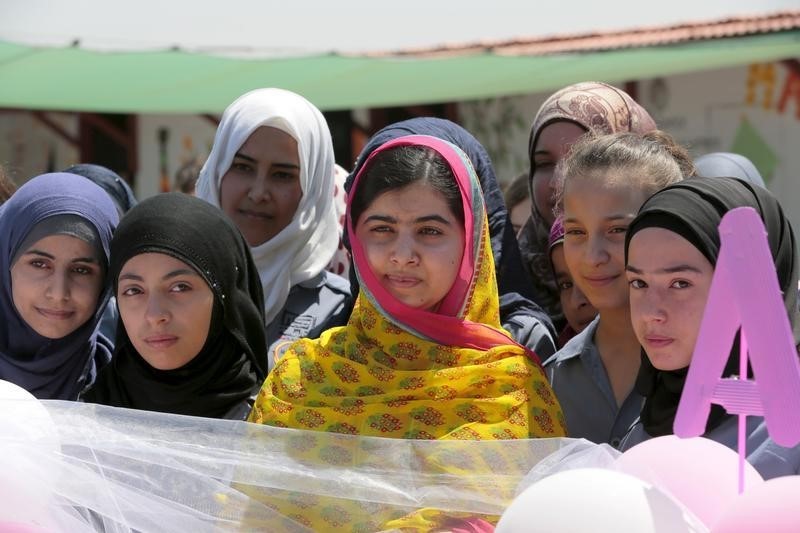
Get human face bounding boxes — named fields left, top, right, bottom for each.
left=117, top=253, right=214, bottom=371
left=562, top=178, right=649, bottom=311
left=550, top=244, right=597, bottom=332
left=626, top=227, right=714, bottom=371
left=355, top=181, right=465, bottom=311
left=509, top=198, right=531, bottom=236
left=219, top=126, right=303, bottom=246
left=530, top=121, right=587, bottom=226
left=11, top=234, right=103, bottom=339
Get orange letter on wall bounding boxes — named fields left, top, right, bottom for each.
left=778, top=69, right=800, bottom=119
left=746, top=64, right=775, bottom=109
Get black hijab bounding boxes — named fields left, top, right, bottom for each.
left=343, top=117, right=554, bottom=339
left=624, top=177, right=800, bottom=436
left=83, top=193, right=267, bottom=419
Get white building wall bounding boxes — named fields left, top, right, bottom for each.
left=0, top=112, right=79, bottom=184
left=135, top=114, right=216, bottom=199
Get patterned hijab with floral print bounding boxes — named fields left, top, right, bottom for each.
left=518, top=81, right=656, bottom=324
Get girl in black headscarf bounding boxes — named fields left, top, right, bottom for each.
left=621, top=177, right=800, bottom=478
left=82, top=193, right=267, bottom=420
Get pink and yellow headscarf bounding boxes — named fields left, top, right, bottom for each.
left=246, top=135, right=564, bottom=531
left=348, top=135, right=526, bottom=351
left=249, top=134, right=564, bottom=441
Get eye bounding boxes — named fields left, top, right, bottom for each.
left=72, top=264, right=95, bottom=276
left=564, top=227, right=585, bottom=237
left=419, top=227, right=443, bottom=236
left=558, top=280, right=573, bottom=291
left=170, top=282, right=193, bottom=293
left=609, top=226, right=629, bottom=234
left=120, top=286, right=142, bottom=297
left=273, top=171, right=297, bottom=181
left=670, top=279, right=691, bottom=289
left=629, top=279, right=647, bottom=290
left=230, top=162, right=253, bottom=173
left=369, top=225, right=393, bottom=234
left=29, top=259, right=49, bottom=269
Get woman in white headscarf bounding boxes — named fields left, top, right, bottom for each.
left=196, top=88, right=351, bottom=372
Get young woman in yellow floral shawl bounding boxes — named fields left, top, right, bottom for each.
left=244, top=134, right=565, bottom=531
left=249, top=134, right=564, bottom=439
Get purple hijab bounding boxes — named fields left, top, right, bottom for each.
left=0, top=173, right=118, bottom=399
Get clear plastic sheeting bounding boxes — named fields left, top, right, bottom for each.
left=0, top=397, right=612, bottom=532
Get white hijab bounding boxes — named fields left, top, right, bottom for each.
left=196, top=88, right=339, bottom=325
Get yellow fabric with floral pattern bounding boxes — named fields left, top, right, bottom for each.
left=250, top=222, right=564, bottom=440
left=245, top=135, right=565, bottom=531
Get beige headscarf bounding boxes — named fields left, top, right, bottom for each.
left=518, top=81, right=656, bottom=323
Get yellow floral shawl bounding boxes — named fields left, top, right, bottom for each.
left=249, top=135, right=564, bottom=439
left=246, top=135, right=565, bottom=531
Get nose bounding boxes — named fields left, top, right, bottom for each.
left=637, top=288, right=667, bottom=323
left=144, top=293, right=170, bottom=326
left=390, top=233, right=419, bottom=266
left=584, top=234, right=610, bottom=267
left=45, top=270, right=70, bottom=301
left=247, top=174, right=270, bottom=203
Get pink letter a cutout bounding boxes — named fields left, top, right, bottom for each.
left=674, top=207, right=800, bottom=447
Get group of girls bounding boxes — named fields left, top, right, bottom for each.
left=1, top=79, right=798, bottom=496
left=519, top=81, right=800, bottom=477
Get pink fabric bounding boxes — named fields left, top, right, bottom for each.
left=443, top=517, right=496, bottom=533
left=347, top=135, right=517, bottom=351
left=548, top=215, right=565, bottom=250
left=326, top=163, right=352, bottom=278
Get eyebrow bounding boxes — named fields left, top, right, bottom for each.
left=563, top=214, right=633, bottom=225
left=233, top=152, right=300, bottom=170
left=363, top=214, right=452, bottom=225
left=118, top=268, right=200, bottom=282
left=626, top=264, right=705, bottom=275
left=25, top=249, right=98, bottom=263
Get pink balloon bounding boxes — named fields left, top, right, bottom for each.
left=616, top=436, right=763, bottom=528
left=713, top=476, right=800, bottom=532
left=0, top=523, right=52, bottom=533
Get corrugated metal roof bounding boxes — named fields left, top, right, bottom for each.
left=375, top=10, right=800, bottom=58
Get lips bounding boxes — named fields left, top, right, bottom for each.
left=582, top=274, right=619, bottom=287
left=644, top=335, right=674, bottom=349
left=238, top=208, right=272, bottom=219
left=385, top=274, right=422, bottom=288
left=36, top=307, right=75, bottom=320
left=144, top=334, right=179, bottom=350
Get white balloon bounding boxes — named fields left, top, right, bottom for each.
left=0, top=380, right=59, bottom=525
left=496, top=468, right=708, bottom=533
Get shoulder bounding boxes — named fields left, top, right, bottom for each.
left=294, top=271, right=352, bottom=298
left=503, top=316, right=556, bottom=361
left=320, top=271, right=352, bottom=296
left=543, top=316, right=599, bottom=368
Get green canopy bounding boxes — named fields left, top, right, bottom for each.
left=1, top=31, right=798, bottom=113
